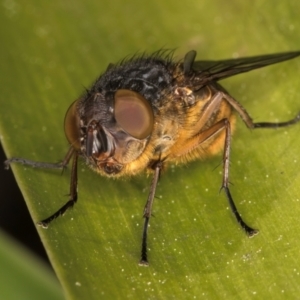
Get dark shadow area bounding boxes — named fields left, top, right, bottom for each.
left=0, top=144, right=51, bottom=266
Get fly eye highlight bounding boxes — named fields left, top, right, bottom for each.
left=64, top=99, right=81, bottom=149
left=114, top=89, right=154, bottom=139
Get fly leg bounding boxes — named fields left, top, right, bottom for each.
left=175, top=116, right=258, bottom=236
left=219, top=88, right=300, bottom=129
left=4, top=146, right=74, bottom=170
left=139, top=160, right=163, bottom=266
left=170, top=89, right=259, bottom=236
left=219, top=118, right=258, bottom=236
left=37, top=152, right=78, bottom=227
left=5, top=147, right=79, bottom=227
left=219, top=90, right=300, bottom=232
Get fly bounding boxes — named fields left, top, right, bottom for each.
left=5, top=49, right=300, bottom=265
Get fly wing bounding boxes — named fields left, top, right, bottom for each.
left=185, top=51, right=300, bottom=87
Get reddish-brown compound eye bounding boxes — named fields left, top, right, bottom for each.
left=114, top=89, right=154, bottom=139
left=64, top=99, right=81, bottom=150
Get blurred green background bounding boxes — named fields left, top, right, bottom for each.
left=1, top=0, right=300, bottom=299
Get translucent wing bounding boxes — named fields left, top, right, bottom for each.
left=183, top=50, right=300, bottom=86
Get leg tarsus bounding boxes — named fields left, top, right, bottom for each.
left=139, top=217, right=150, bottom=266
left=222, top=186, right=258, bottom=237
left=37, top=197, right=77, bottom=228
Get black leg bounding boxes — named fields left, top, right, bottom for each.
left=139, top=161, right=163, bottom=266
left=221, top=91, right=300, bottom=234
left=220, top=119, right=258, bottom=236
left=253, top=112, right=300, bottom=128
left=4, top=147, right=79, bottom=228
left=37, top=152, right=78, bottom=228
left=4, top=146, right=75, bottom=170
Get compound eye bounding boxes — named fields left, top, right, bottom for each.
left=64, top=99, right=81, bottom=149
left=114, top=89, right=154, bottom=139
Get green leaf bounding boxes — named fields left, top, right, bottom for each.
left=1, top=0, right=300, bottom=299
left=0, top=230, right=64, bottom=300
